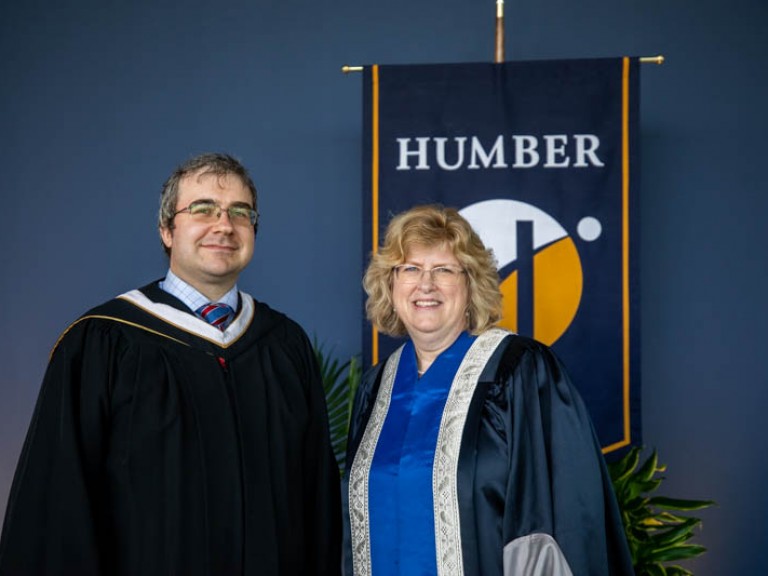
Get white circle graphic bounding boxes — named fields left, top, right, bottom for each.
left=577, top=217, right=602, bottom=242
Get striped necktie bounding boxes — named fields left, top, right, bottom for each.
left=196, top=303, right=234, bottom=331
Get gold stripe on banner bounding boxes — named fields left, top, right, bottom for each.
left=372, top=65, right=380, bottom=365
left=604, top=56, right=633, bottom=454
left=622, top=56, right=632, bottom=448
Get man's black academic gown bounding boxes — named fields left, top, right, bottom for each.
left=0, top=282, right=341, bottom=575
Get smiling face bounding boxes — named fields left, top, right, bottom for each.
left=159, top=170, right=255, bottom=300
left=392, top=242, right=470, bottom=352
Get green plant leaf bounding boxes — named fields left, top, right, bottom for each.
left=646, top=544, right=708, bottom=563
left=633, top=478, right=664, bottom=494
left=635, top=449, right=660, bottom=482
left=650, top=496, right=716, bottom=511
left=642, top=563, right=667, bottom=576
left=608, top=446, right=641, bottom=483
left=644, top=521, right=699, bottom=549
left=313, top=338, right=362, bottom=474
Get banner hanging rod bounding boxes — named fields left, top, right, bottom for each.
left=343, top=2, right=664, bottom=73
left=342, top=56, right=664, bottom=73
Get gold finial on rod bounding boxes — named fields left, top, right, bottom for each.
left=639, top=55, right=665, bottom=65
left=341, top=65, right=364, bottom=73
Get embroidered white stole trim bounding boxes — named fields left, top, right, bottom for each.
left=348, top=345, right=403, bottom=576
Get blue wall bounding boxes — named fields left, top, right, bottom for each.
left=1, top=1, right=766, bottom=573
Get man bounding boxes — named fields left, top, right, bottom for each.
left=0, top=153, right=341, bottom=575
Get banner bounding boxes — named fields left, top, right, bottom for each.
left=362, top=58, right=641, bottom=452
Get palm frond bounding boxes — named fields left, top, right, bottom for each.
left=313, top=338, right=361, bottom=474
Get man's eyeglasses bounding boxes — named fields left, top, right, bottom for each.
left=173, top=201, right=258, bottom=227
left=392, top=264, right=466, bottom=286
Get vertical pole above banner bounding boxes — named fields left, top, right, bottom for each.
left=495, top=0, right=505, bottom=63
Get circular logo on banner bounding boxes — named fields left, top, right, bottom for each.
left=460, top=199, right=588, bottom=346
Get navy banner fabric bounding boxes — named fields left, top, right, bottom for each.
left=362, top=58, right=640, bottom=452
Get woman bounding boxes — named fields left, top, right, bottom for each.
left=343, top=205, right=634, bottom=576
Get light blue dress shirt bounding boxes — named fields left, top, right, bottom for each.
left=158, top=269, right=239, bottom=317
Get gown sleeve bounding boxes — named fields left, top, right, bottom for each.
left=495, top=338, right=634, bottom=576
left=0, top=320, right=119, bottom=575
left=294, top=330, right=343, bottom=575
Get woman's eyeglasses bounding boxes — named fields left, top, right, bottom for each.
left=392, top=264, right=466, bottom=286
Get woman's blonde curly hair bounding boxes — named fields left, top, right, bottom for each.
left=363, top=204, right=502, bottom=337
